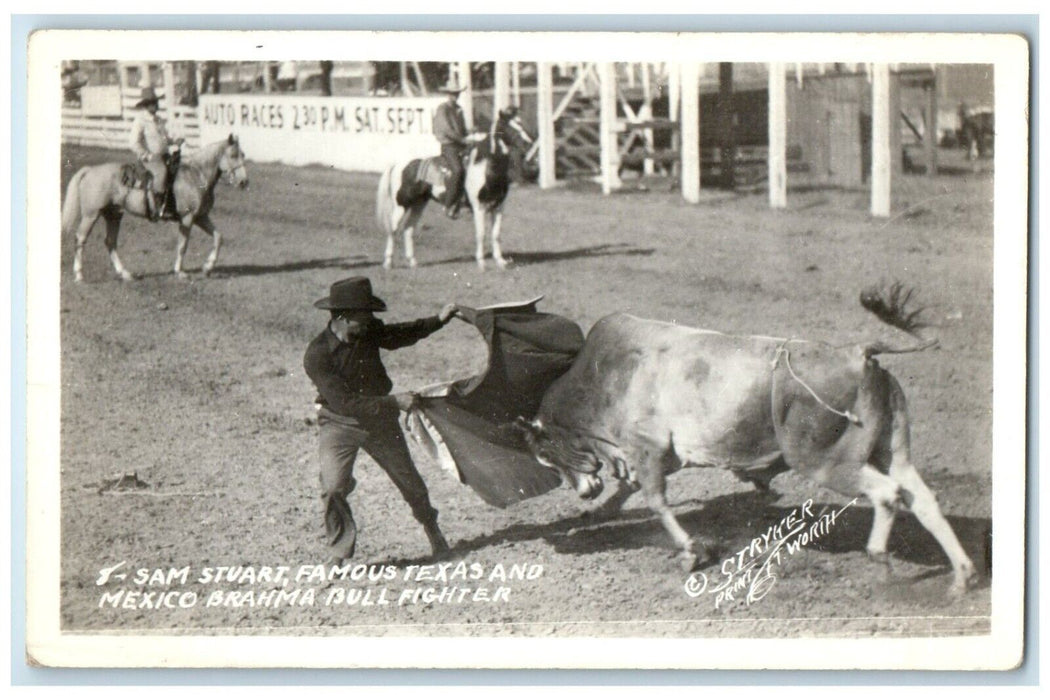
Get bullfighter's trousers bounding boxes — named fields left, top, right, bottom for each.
left=317, top=406, right=441, bottom=560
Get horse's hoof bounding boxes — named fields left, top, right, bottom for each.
left=119, top=272, right=136, bottom=282
left=175, top=271, right=189, bottom=281
left=408, top=259, right=418, bottom=269
left=201, top=268, right=213, bottom=278
left=494, top=259, right=508, bottom=270
left=382, top=261, right=393, bottom=271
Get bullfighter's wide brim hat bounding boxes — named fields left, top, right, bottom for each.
left=134, top=86, right=162, bottom=108
left=313, top=276, right=388, bottom=312
left=439, top=81, right=467, bottom=93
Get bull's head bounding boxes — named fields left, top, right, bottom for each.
left=515, top=417, right=604, bottom=500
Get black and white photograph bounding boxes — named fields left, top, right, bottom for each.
left=24, top=29, right=1029, bottom=670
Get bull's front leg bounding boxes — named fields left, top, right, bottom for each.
left=634, top=448, right=717, bottom=572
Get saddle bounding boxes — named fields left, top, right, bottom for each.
left=120, top=161, right=154, bottom=190
left=395, top=157, right=455, bottom=208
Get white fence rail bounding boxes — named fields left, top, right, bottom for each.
left=62, top=103, right=201, bottom=152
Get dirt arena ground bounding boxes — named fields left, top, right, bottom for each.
left=58, top=144, right=993, bottom=639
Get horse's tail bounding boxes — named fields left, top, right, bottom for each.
left=61, top=167, right=89, bottom=235
left=375, top=163, right=398, bottom=235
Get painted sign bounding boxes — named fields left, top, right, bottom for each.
left=197, top=94, right=445, bottom=172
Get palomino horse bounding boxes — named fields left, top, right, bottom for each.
left=62, top=134, right=249, bottom=282
left=375, top=108, right=533, bottom=270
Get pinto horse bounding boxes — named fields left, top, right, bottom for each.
left=376, top=107, right=533, bottom=270
left=62, top=134, right=249, bottom=282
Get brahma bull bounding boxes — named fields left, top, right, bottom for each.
left=517, top=289, right=976, bottom=595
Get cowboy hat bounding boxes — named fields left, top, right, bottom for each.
left=439, top=80, right=467, bottom=94
left=134, top=86, right=162, bottom=108
left=313, top=277, right=388, bottom=312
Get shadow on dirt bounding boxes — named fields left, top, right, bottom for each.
left=371, top=489, right=991, bottom=583
left=204, top=256, right=374, bottom=278
left=420, top=244, right=655, bottom=268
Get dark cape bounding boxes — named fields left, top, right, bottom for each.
left=406, top=298, right=584, bottom=507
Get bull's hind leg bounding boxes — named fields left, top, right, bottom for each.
left=102, top=210, right=134, bottom=282
left=883, top=375, right=976, bottom=595
left=889, top=460, right=977, bottom=595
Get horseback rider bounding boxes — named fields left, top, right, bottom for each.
left=432, top=80, right=470, bottom=219
left=129, top=86, right=183, bottom=221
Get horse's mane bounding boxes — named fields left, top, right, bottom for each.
left=182, top=138, right=230, bottom=169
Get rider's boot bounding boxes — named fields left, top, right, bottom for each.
left=444, top=193, right=462, bottom=220
left=147, top=190, right=161, bottom=222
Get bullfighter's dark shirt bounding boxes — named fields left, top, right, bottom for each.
left=304, top=316, right=444, bottom=420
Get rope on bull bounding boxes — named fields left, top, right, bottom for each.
left=771, top=342, right=861, bottom=426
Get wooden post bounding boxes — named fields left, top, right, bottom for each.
left=494, top=61, right=511, bottom=114
left=924, top=73, right=939, bottom=176
left=457, top=61, right=474, bottom=130
left=669, top=62, right=681, bottom=178
left=261, top=61, right=273, bottom=93
left=718, top=62, right=736, bottom=190
left=511, top=61, right=521, bottom=107
left=399, top=62, right=412, bottom=96
left=537, top=61, right=557, bottom=189
left=871, top=63, right=892, bottom=217
left=641, top=63, right=655, bottom=176
left=768, top=62, right=787, bottom=209
left=410, top=61, right=428, bottom=95
left=680, top=62, right=701, bottom=203
left=162, top=61, right=176, bottom=112
left=599, top=62, right=622, bottom=195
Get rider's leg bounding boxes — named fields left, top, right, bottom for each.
left=144, top=159, right=167, bottom=221
left=441, top=145, right=465, bottom=218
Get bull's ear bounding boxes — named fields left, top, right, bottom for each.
left=228, top=133, right=235, bottom=145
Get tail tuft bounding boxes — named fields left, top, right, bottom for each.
left=860, top=281, right=930, bottom=338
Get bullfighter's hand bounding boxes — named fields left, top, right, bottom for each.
left=393, top=392, right=419, bottom=412
left=439, top=303, right=459, bottom=323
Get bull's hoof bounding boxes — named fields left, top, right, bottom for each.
left=867, top=550, right=895, bottom=582
left=678, top=550, right=700, bottom=573
left=678, top=538, right=721, bottom=573
left=949, top=562, right=979, bottom=598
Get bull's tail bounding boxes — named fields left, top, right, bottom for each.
left=860, top=282, right=939, bottom=356
left=61, top=167, right=88, bottom=235
left=375, top=163, right=398, bottom=235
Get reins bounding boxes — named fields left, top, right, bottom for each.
left=770, top=340, right=862, bottom=426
